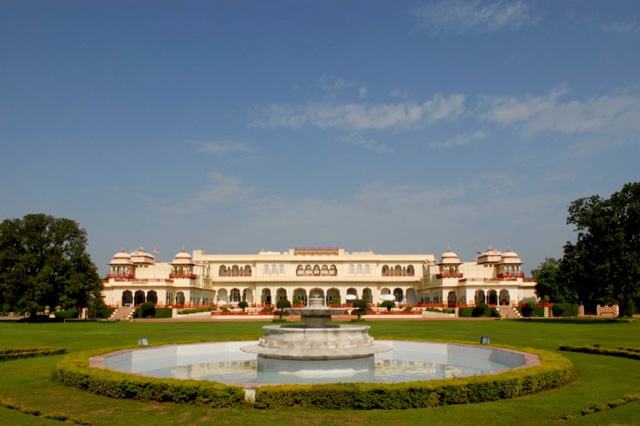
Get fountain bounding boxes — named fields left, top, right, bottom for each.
left=240, top=296, right=390, bottom=380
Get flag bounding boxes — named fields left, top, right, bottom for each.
left=153, top=248, right=160, bottom=255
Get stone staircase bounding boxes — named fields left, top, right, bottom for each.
left=495, top=305, right=521, bottom=319
left=110, top=306, right=135, bottom=321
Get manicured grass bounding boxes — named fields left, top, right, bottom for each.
left=0, top=320, right=639, bottom=425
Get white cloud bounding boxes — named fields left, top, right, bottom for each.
left=359, top=87, right=367, bottom=99
left=196, top=141, right=250, bottom=154
left=414, top=0, right=534, bottom=34
left=431, top=130, right=487, bottom=148
left=341, top=133, right=394, bottom=153
left=602, top=20, right=639, bottom=35
left=481, top=87, right=640, bottom=139
left=148, top=171, right=254, bottom=215
left=251, top=93, right=466, bottom=130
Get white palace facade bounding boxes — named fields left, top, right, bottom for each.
left=102, top=246, right=537, bottom=308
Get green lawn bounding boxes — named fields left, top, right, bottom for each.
left=0, top=320, right=639, bottom=425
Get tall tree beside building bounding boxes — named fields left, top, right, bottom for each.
left=560, top=182, right=640, bottom=316
left=0, top=214, right=103, bottom=315
left=531, top=257, right=576, bottom=303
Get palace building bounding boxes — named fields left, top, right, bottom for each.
left=102, top=246, right=537, bottom=308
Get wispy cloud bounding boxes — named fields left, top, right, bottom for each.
left=250, top=94, right=466, bottom=130
left=148, top=171, right=254, bottom=215
left=601, top=20, right=639, bottom=36
left=431, top=130, right=487, bottom=148
left=414, top=0, right=535, bottom=34
left=195, top=141, right=251, bottom=154
left=480, top=86, right=640, bottom=139
left=341, top=133, right=394, bottom=153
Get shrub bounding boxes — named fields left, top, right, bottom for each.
left=381, top=300, right=395, bottom=312
left=403, top=305, right=413, bottom=311
left=57, top=347, right=244, bottom=407
left=96, top=308, right=116, bottom=319
left=153, top=308, right=172, bottom=319
left=521, top=302, right=536, bottom=317
left=237, top=301, right=248, bottom=312
left=0, top=347, right=66, bottom=362
left=292, top=298, right=302, bottom=306
left=54, top=309, right=78, bottom=319
left=254, top=347, right=575, bottom=409
left=472, top=303, right=491, bottom=317
left=552, top=303, right=579, bottom=317
left=139, top=302, right=155, bottom=318
left=459, top=307, right=474, bottom=317
left=220, top=306, right=229, bottom=312
left=330, top=297, right=341, bottom=306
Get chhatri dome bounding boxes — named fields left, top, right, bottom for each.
left=172, top=248, right=194, bottom=265
left=439, top=248, right=461, bottom=264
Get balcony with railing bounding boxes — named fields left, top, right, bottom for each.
left=106, top=273, right=135, bottom=281
left=497, top=272, right=525, bottom=280
left=169, top=273, right=197, bottom=279
left=436, top=273, right=464, bottom=279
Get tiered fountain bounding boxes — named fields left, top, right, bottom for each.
left=241, top=296, right=390, bottom=380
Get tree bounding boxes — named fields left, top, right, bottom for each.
left=238, top=300, right=248, bottom=312
left=531, top=258, right=576, bottom=303
left=560, top=182, right=640, bottom=316
left=381, top=300, right=395, bottom=312
left=0, top=214, right=103, bottom=315
left=275, top=298, right=291, bottom=319
left=351, top=299, right=368, bottom=320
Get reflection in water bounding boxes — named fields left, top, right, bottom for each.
left=158, top=359, right=482, bottom=384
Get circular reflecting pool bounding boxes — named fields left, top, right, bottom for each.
left=100, top=340, right=529, bottom=386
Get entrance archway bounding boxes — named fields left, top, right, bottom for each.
left=362, top=288, right=373, bottom=304
left=146, top=290, right=158, bottom=305
left=487, top=290, right=498, bottom=305
left=475, top=290, right=485, bottom=304
left=293, top=288, right=307, bottom=305
left=134, top=290, right=145, bottom=305
left=447, top=291, right=457, bottom=304
left=176, top=291, right=185, bottom=305
left=122, top=290, right=133, bottom=306
left=499, top=289, right=510, bottom=305
left=261, top=288, right=272, bottom=305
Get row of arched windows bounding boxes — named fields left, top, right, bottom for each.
left=381, top=265, right=415, bottom=277
left=262, top=264, right=285, bottom=276
left=348, top=264, right=371, bottom=275
left=295, top=264, right=338, bottom=277
left=218, top=265, right=252, bottom=277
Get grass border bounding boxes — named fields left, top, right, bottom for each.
left=558, top=345, right=640, bottom=360
left=0, top=347, right=67, bottom=362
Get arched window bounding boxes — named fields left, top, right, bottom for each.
left=230, top=288, right=241, bottom=303
left=244, top=265, right=252, bottom=276
left=305, top=265, right=312, bottom=276
left=321, top=265, right=329, bottom=276
left=394, top=265, right=402, bottom=276
left=330, top=265, right=337, bottom=276
left=313, top=265, right=320, bottom=276
left=263, top=264, right=269, bottom=274
left=219, top=265, right=227, bottom=277
left=357, top=264, right=362, bottom=274
left=349, top=264, right=355, bottom=274
left=146, top=290, right=158, bottom=305
left=232, top=265, right=240, bottom=276
left=296, top=265, right=304, bottom=276
left=134, top=290, right=145, bottom=305
left=176, top=291, right=185, bottom=305
left=407, top=265, right=415, bottom=276
left=393, top=288, right=403, bottom=303
left=364, top=265, right=370, bottom=275
left=382, top=265, right=389, bottom=276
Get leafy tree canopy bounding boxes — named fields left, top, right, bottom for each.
left=0, top=214, right=104, bottom=315
left=532, top=257, right=577, bottom=303
left=560, top=182, right=640, bottom=316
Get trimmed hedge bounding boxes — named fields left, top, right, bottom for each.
left=0, top=396, right=93, bottom=425
left=57, top=347, right=245, bottom=407
left=0, top=347, right=67, bottom=362
left=132, top=307, right=172, bottom=319
left=552, top=303, right=579, bottom=317
left=558, top=345, right=640, bottom=360
left=54, top=308, right=79, bottom=319
left=254, top=347, right=575, bottom=409
left=459, top=307, right=474, bottom=317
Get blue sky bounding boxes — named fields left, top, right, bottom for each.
left=2, top=0, right=639, bottom=275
